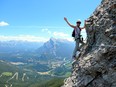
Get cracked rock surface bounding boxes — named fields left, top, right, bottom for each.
left=62, top=0, right=116, bottom=87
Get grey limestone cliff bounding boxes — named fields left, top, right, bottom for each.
left=62, top=0, right=116, bottom=87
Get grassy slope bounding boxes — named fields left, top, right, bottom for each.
left=29, top=77, right=64, bottom=87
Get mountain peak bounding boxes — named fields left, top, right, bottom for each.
left=37, top=37, right=74, bottom=59
left=49, top=37, right=57, bottom=44
left=50, top=37, right=56, bottom=41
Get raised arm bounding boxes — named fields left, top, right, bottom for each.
left=80, top=20, right=86, bottom=29
left=64, top=17, right=76, bottom=28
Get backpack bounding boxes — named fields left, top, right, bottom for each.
left=72, top=27, right=84, bottom=42
left=72, top=29, right=75, bottom=37
left=72, top=27, right=81, bottom=37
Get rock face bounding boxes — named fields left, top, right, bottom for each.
left=62, top=0, right=116, bottom=87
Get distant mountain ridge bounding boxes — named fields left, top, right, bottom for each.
left=0, top=40, right=43, bottom=52
left=37, top=38, right=74, bottom=60
left=0, top=38, right=74, bottom=62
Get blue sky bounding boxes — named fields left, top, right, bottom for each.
left=0, top=0, right=101, bottom=42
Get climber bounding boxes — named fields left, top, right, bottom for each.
left=64, top=17, right=86, bottom=59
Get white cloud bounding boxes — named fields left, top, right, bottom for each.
left=60, top=37, right=74, bottom=42
left=0, top=21, right=9, bottom=26
left=0, top=35, right=74, bottom=42
left=41, top=28, right=52, bottom=34
left=52, top=32, right=74, bottom=42
left=0, top=35, right=49, bottom=42
left=53, top=32, right=68, bottom=37
left=42, top=28, right=48, bottom=32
